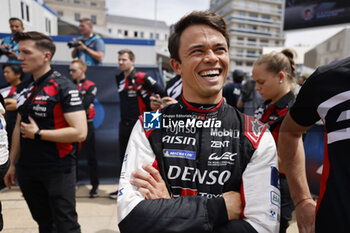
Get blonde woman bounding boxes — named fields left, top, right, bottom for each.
left=253, top=49, right=296, bottom=233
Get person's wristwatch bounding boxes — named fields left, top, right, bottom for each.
left=34, top=129, right=41, bottom=140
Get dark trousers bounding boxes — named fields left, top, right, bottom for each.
left=0, top=159, right=9, bottom=231
left=77, top=121, right=99, bottom=188
left=17, top=165, right=81, bottom=233
left=280, top=174, right=295, bottom=233
left=118, top=120, right=137, bottom=163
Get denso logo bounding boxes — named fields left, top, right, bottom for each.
left=167, top=165, right=231, bottom=185
left=210, top=128, right=239, bottom=138
left=208, top=152, right=236, bottom=161
left=162, top=135, right=196, bottom=146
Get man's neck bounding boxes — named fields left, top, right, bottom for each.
left=123, top=67, right=134, bottom=78
left=83, top=33, right=93, bottom=40
left=33, top=65, right=51, bottom=81
left=76, top=74, right=86, bottom=85
left=11, top=79, right=21, bottom=86
left=182, top=90, right=222, bottom=105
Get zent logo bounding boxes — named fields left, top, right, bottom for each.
left=143, top=110, right=161, bottom=129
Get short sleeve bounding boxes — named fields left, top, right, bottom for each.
left=289, top=75, right=321, bottom=127
left=59, top=78, right=84, bottom=113
left=94, top=38, right=105, bottom=52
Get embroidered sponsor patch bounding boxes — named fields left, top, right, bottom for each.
left=163, top=149, right=196, bottom=160
left=270, top=166, right=279, bottom=189
left=244, top=115, right=268, bottom=148
left=270, top=190, right=281, bottom=207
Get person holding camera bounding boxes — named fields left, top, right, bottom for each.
left=0, top=18, right=24, bottom=63
left=71, top=18, right=105, bottom=66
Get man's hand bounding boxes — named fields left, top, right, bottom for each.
left=150, top=94, right=178, bottom=110
left=76, top=41, right=88, bottom=51
left=222, top=191, right=243, bottom=220
left=4, top=165, right=16, bottom=189
left=6, top=50, right=18, bottom=59
left=130, top=164, right=170, bottom=199
left=150, top=95, right=162, bottom=110
left=20, top=116, right=39, bottom=139
left=295, top=198, right=316, bottom=233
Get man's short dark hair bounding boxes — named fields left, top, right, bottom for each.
left=9, top=17, right=23, bottom=27
left=79, top=18, right=93, bottom=27
left=168, top=11, right=230, bottom=63
left=118, top=49, right=135, bottom=61
left=232, top=69, right=245, bottom=83
left=2, top=63, right=23, bottom=76
left=14, top=31, right=56, bottom=59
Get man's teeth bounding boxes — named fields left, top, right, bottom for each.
left=199, top=70, right=220, bottom=77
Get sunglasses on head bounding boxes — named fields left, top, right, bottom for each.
left=69, top=69, right=77, bottom=73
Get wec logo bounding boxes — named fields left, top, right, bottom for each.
left=208, top=152, right=236, bottom=161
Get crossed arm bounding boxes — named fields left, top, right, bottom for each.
left=117, top=121, right=279, bottom=233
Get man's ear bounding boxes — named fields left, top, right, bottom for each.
left=170, top=59, right=182, bottom=75
left=44, top=51, right=52, bottom=62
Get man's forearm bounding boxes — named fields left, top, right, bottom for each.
left=71, top=48, right=78, bottom=58
left=279, top=132, right=312, bottom=202
left=40, top=126, right=85, bottom=143
left=119, top=196, right=228, bottom=233
left=9, top=114, right=22, bottom=165
left=85, top=48, right=103, bottom=61
left=279, top=114, right=313, bottom=203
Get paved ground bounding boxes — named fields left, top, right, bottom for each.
left=1, top=185, right=299, bottom=233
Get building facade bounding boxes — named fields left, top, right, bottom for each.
left=44, top=0, right=107, bottom=31
left=106, top=15, right=169, bottom=54
left=210, top=0, right=285, bottom=73
left=0, top=0, right=57, bottom=35
left=304, top=27, right=350, bottom=69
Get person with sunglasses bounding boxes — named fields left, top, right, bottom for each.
left=69, top=59, right=99, bottom=198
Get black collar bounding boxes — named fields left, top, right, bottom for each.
left=180, top=95, right=224, bottom=113
left=33, top=70, right=54, bottom=86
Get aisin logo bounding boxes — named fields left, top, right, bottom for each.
left=143, top=110, right=161, bottom=129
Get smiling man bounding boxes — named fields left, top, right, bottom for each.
left=117, top=11, right=280, bottom=233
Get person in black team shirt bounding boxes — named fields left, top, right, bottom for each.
left=279, top=57, right=350, bottom=233
left=109, top=49, right=166, bottom=199
left=223, top=69, right=244, bottom=110
left=2, top=63, right=23, bottom=148
left=4, top=31, right=87, bottom=233
left=116, top=11, right=280, bottom=233
left=70, top=59, right=99, bottom=198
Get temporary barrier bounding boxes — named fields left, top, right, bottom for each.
left=0, top=63, right=164, bottom=184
